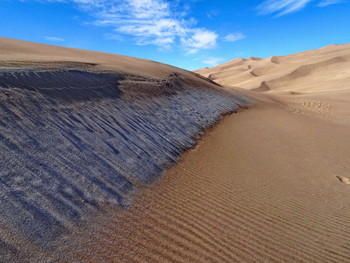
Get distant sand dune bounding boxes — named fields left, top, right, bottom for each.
left=195, top=43, right=350, bottom=93
left=2, top=37, right=350, bottom=263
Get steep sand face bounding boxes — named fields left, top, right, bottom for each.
left=51, top=91, right=350, bottom=263
left=2, top=37, right=350, bottom=263
left=194, top=43, right=350, bottom=93
left=0, top=38, right=251, bottom=262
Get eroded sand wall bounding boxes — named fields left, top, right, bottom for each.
left=0, top=68, right=250, bottom=258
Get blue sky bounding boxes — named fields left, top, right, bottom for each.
left=1, top=0, right=349, bottom=70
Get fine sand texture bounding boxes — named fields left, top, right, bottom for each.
left=2, top=37, right=350, bottom=262
left=0, top=37, right=250, bottom=262
left=52, top=90, right=350, bottom=263
left=57, top=44, right=350, bottom=262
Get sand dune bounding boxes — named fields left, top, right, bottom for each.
left=58, top=93, right=350, bottom=263
left=189, top=45, right=350, bottom=261
left=194, top=43, right=350, bottom=93
left=0, top=37, right=178, bottom=78
left=0, top=38, right=250, bottom=262
left=2, top=37, right=350, bottom=263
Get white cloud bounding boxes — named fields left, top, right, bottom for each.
left=39, top=0, right=218, bottom=52
left=223, top=32, right=246, bottom=42
left=257, top=0, right=313, bottom=16
left=317, top=0, right=344, bottom=6
left=257, top=0, right=345, bottom=16
left=182, top=29, right=218, bottom=54
left=202, top=57, right=224, bottom=67
left=44, top=36, right=65, bottom=42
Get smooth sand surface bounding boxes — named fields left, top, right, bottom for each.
left=0, top=36, right=207, bottom=79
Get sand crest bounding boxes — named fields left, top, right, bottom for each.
left=0, top=37, right=249, bottom=262
left=195, top=43, right=350, bottom=93
left=1, top=37, right=350, bottom=262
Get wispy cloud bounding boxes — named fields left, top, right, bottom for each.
left=223, top=32, right=246, bottom=42
left=44, top=36, right=65, bottom=42
left=202, top=57, right=224, bottom=67
left=257, top=0, right=346, bottom=16
left=317, top=0, right=344, bottom=6
left=40, top=0, right=218, bottom=52
left=257, top=0, right=313, bottom=16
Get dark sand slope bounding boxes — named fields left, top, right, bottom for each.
left=57, top=92, right=350, bottom=263
left=54, top=93, right=350, bottom=263
left=0, top=38, right=251, bottom=262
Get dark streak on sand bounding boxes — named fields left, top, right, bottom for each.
left=0, top=68, right=250, bottom=260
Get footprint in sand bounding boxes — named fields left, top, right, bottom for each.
left=336, top=176, right=350, bottom=184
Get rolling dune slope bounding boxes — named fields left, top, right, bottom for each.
left=189, top=44, right=350, bottom=262
left=60, top=94, right=350, bottom=263
left=195, top=43, right=350, bottom=93
left=2, top=37, right=350, bottom=263
left=0, top=38, right=250, bottom=262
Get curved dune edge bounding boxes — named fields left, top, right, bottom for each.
left=0, top=70, right=251, bottom=261
left=194, top=43, right=350, bottom=93
left=2, top=37, right=350, bottom=263
left=35, top=91, right=350, bottom=263
left=0, top=38, right=255, bottom=261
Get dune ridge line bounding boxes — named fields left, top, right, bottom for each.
left=0, top=65, right=251, bottom=261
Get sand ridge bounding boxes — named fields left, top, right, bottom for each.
left=0, top=37, right=251, bottom=262
left=0, top=37, right=194, bottom=79
left=194, top=43, right=350, bottom=93
left=1, top=37, right=350, bottom=262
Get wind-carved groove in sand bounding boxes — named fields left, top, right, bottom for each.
left=0, top=68, right=250, bottom=257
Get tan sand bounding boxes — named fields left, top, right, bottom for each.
left=194, top=43, right=350, bottom=93
left=0, top=37, right=199, bottom=79
left=56, top=90, right=350, bottom=262
left=57, top=44, right=350, bottom=262
left=0, top=37, right=249, bottom=262
left=1, top=37, right=350, bottom=262
left=0, top=37, right=250, bottom=262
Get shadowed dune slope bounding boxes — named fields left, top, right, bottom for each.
left=194, top=43, right=350, bottom=93
left=48, top=92, right=350, bottom=263
left=0, top=38, right=251, bottom=262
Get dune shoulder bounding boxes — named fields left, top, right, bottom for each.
left=195, top=43, right=350, bottom=94
left=0, top=37, right=252, bottom=262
